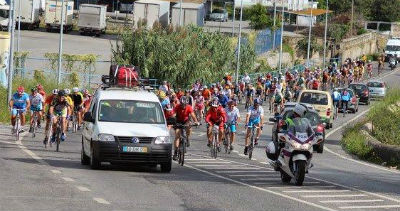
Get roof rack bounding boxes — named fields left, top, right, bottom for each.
left=100, top=75, right=154, bottom=92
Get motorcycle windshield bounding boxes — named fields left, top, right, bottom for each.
left=288, top=118, right=312, bottom=143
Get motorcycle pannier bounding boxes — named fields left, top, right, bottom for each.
left=109, top=65, right=140, bottom=87
left=266, top=141, right=279, bottom=160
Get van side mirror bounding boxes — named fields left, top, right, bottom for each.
left=83, top=112, right=94, bottom=123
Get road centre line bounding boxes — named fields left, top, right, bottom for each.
left=51, top=170, right=61, bottom=174
left=188, top=161, right=231, bottom=164
left=230, top=174, right=275, bottom=177
left=240, top=177, right=281, bottom=181
left=268, top=185, right=336, bottom=189
left=76, top=186, right=91, bottom=192
left=302, top=194, right=367, bottom=198
left=184, top=163, right=339, bottom=211
left=320, top=199, right=383, bottom=203
left=93, top=197, right=111, bottom=205
left=339, top=204, right=400, bottom=209
left=62, top=177, right=75, bottom=182
left=216, top=170, right=274, bottom=173
left=283, top=190, right=350, bottom=193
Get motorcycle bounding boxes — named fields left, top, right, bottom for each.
left=266, top=119, right=323, bottom=186
left=389, top=57, right=397, bottom=71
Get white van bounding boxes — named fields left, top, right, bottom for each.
left=385, top=38, right=400, bottom=61
left=81, top=86, right=172, bottom=172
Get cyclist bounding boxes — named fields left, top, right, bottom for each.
left=367, top=60, right=373, bottom=78
left=272, top=89, right=284, bottom=114
left=82, top=89, right=92, bottom=113
left=332, top=88, right=341, bottom=118
left=194, top=91, right=205, bottom=121
left=218, top=91, right=229, bottom=108
left=37, top=84, right=46, bottom=99
left=205, top=98, right=227, bottom=151
left=225, top=100, right=240, bottom=151
left=9, top=86, right=30, bottom=133
left=71, top=87, right=84, bottom=130
left=242, top=73, right=251, bottom=86
left=49, top=90, right=70, bottom=143
left=245, top=84, right=255, bottom=108
left=44, top=89, right=58, bottom=144
left=284, top=86, right=293, bottom=103
left=244, top=98, right=264, bottom=155
left=29, top=87, right=44, bottom=132
left=172, top=96, right=199, bottom=160
left=255, top=81, right=263, bottom=98
left=202, top=85, right=211, bottom=102
left=341, top=89, right=351, bottom=117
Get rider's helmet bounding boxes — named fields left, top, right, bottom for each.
left=211, top=97, right=219, bottom=108
left=72, top=87, right=79, bottom=93
left=203, top=85, right=207, bottom=89
left=159, top=91, right=166, bottom=99
left=58, top=90, right=66, bottom=97
left=253, top=98, right=261, bottom=106
left=36, top=84, right=43, bottom=90
left=17, top=86, right=24, bottom=93
left=82, top=89, right=89, bottom=95
left=180, top=96, right=188, bottom=105
left=64, top=89, right=71, bottom=95
left=294, top=103, right=307, bottom=118
left=52, top=89, right=58, bottom=95
left=227, top=100, right=234, bottom=106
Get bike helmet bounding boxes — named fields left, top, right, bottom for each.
left=52, top=89, right=58, bottom=95
left=228, top=100, right=234, bottom=105
left=253, top=98, right=261, bottom=105
left=180, top=96, right=188, bottom=105
left=64, top=89, right=71, bottom=95
left=58, top=90, right=66, bottom=97
left=37, top=84, right=43, bottom=90
left=72, top=87, right=79, bottom=93
left=17, top=86, right=24, bottom=92
left=31, top=87, right=38, bottom=92
left=294, top=103, right=307, bottom=117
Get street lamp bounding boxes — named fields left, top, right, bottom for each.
left=235, top=0, right=243, bottom=85
left=278, top=0, right=285, bottom=73
left=272, top=0, right=277, bottom=50
left=57, top=0, right=65, bottom=85
left=7, top=0, right=16, bottom=103
left=306, top=0, right=313, bottom=68
left=323, top=0, right=329, bottom=68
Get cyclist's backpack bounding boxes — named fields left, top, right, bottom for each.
left=109, top=65, right=140, bottom=87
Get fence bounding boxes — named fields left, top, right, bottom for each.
left=254, top=29, right=282, bottom=55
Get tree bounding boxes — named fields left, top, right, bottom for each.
left=368, top=0, right=400, bottom=22
left=296, top=38, right=323, bottom=57
left=248, top=3, right=273, bottom=30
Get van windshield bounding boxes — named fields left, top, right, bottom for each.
left=299, top=92, right=329, bottom=105
left=98, top=100, right=165, bottom=124
left=386, top=45, right=400, bottom=52
left=0, top=9, right=9, bottom=19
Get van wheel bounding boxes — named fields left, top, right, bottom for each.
left=90, top=147, right=101, bottom=169
left=161, top=159, right=172, bottom=173
left=81, top=139, right=90, bottom=165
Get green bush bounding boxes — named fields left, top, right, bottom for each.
left=341, top=125, right=373, bottom=159
left=357, top=28, right=368, bottom=35
left=367, top=89, right=400, bottom=146
left=366, top=53, right=380, bottom=61
left=282, top=43, right=295, bottom=61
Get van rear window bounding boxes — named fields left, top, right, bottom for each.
left=299, top=93, right=329, bottom=105
left=386, top=45, right=400, bottom=51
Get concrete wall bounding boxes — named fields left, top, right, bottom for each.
left=339, top=33, right=378, bottom=61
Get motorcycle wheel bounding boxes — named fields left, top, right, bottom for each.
left=280, top=169, right=291, bottom=183
left=294, top=160, right=307, bottom=186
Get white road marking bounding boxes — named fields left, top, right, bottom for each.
left=194, top=164, right=245, bottom=167
left=230, top=174, right=275, bottom=177
left=188, top=161, right=231, bottom=164
left=76, top=186, right=91, bottom=192
left=240, top=178, right=281, bottom=181
left=232, top=150, right=239, bottom=153
left=51, top=170, right=61, bottom=174
left=185, top=158, right=215, bottom=161
left=62, top=177, right=75, bottom=182
left=339, top=205, right=400, bottom=209
left=268, top=185, right=336, bottom=189
left=259, top=162, right=268, bottom=165
left=320, top=199, right=384, bottom=203
left=283, top=190, right=350, bottom=193
left=302, top=194, right=367, bottom=198
left=93, top=197, right=111, bottom=205
left=216, top=170, right=274, bottom=173
left=303, top=182, right=320, bottom=184
left=184, top=164, right=338, bottom=211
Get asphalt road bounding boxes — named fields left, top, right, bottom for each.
left=1, top=65, right=399, bottom=211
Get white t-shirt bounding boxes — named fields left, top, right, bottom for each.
left=247, top=106, right=264, bottom=120
left=242, top=75, right=251, bottom=84
left=225, top=107, right=240, bottom=123
left=30, top=94, right=44, bottom=107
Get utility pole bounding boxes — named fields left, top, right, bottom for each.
left=350, top=0, right=354, bottom=35
left=323, top=0, right=329, bottom=68
left=232, top=1, right=235, bottom=36
left=57, top=0, right=65, bottom=85
left=179, top=0, right=183, bottom=26
left=235, top=0, right=243, bottom=85
left=16, top=0, right=21, bottom=52
left=278, top=0, right=284, bottom=73
left=306, top=0, right=313, bottom=67
left=272, top=0, right=277, bottom=50
left=7, top=0, right=15, bottom=103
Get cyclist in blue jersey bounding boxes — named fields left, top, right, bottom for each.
left=9, top=86, right=30, bottom=133
left=341, top=89, right=351, bottom=117
left=332, top=88, right=341, bottom=117
left=244, top=98, right=264, bottom=155
left=29, top=87, right=44, bottom=132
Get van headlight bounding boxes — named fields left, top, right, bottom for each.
left=98, top=134, right=115, bottom=142
left=155, top=136, right=171, bottom=144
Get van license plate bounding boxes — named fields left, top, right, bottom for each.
left=122, top=146, right=147, bottom=153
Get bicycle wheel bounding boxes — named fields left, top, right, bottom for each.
left=180, top=139, right=185, bottom=166
left=72, top=115, right=77, bottom=133
left=249, top=130, right=254, bottom=160
left=56, top=127, right=61, bottom=152
left=15, top=118, right=20, bottom=142
left=213, top=134, right=218, bottom=158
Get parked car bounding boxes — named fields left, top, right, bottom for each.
left=348, top=83, right=370, bottom=105
left=208, top=8, right=228, bottom=22
left=337, top=88, right=359, bottom=113
left=367, top=80, right=388, bottom=99
left=269, top=106, right=325, bottom=153
left=296, top=90, right=333, bottom=129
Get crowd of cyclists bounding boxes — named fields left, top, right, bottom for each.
left=9, top=85, right=92, bottom=146
left=8, top=53, right=388, bottom=157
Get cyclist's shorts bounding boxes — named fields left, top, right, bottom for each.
left=54, top=108, right=68, bottom=118
left=30, top=106, right=42, bottom=112
left=256, top=89, right=262, bottom=95
left=209, top=121, right=224, bottom=130
left=228, top=123, right=237, bottom=133
left=195, top=103, right=204, bottom=111
left=247, top=118, right=260, bottom=128
left=11, top=108, right=26, bottom=116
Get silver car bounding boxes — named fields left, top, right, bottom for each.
left=209, top=9, right=228, bottom=22
left=367, top=81, right=387, bottom=99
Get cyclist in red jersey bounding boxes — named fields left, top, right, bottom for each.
left=205, top=97, right=227, bottom=151
left=173, top=96, right=199, bottom=160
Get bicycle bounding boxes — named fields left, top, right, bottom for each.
left=30, top=110, right=40, bottom=138
left=194, top=106, right=203, bottom=125
left=245, top=95, right=252, bottom=109
left=173, top=123, right=194, bottom=166
left=342, top=101, right=348, bottom=118
left=210, top=124, right=220, bottom=159
left=72, top=110, right=79, bottom=133
left=333, top=101, right=339, bottom=120
left=13, top=109, right=24, bottom=141
left=247, top=124, right=260, bottom=160
left=49, top=116, right=63, bottom=152
left=223, top=122, right=234, bottom=154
